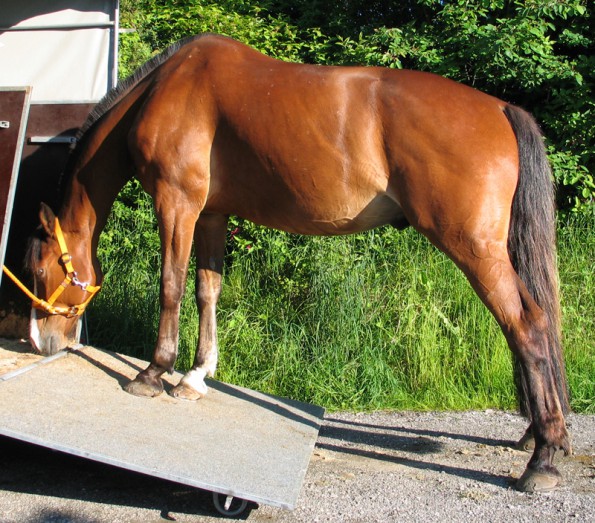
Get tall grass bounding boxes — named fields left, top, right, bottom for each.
left=89, top=183, right=594, bottom=413
left=557, top=212, right=595, bottom=413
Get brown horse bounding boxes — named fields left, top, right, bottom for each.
left=23, top=34, right=570, bottom=492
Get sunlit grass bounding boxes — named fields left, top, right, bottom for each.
left=89, top=184, right=594, bottom=413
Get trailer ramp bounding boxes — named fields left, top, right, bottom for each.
left=0, top=345, right=324, bottom=513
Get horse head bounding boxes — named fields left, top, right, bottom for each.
left=26, top=203, right=102, bottom=355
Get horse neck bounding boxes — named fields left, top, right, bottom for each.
left=60, top=165, right=128, bottom=252
left=59, top=119, right=133, bottom=252
left=58, top=80, right=149, bottom=249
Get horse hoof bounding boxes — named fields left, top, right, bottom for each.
left=516, top=468, right=562, bottom=492
left=516, top=432, right=535, bottom=452
left=169, top=383, right=207, bottom=401
left=123, top=378, right=163, bottom=397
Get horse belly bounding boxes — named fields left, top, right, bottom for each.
left=207, top=168, right=404, bottom=235
left=301, top=193, right=406, bottom=235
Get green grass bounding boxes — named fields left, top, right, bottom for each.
left=89, top=185, right=594, bottom=413
left=557, top=213, right=595, bottom=413
left=212, top=229, right=515, bottom=411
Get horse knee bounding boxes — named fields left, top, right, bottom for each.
left=160, top=276, right=186, bottom=310
left=196, top=270, right=222, bottom=308
left=197, top=285, right=220, bottom=308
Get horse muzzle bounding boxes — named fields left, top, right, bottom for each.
left=29, top=307, right=80, bottom=355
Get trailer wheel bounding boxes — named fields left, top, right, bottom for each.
left=212, top=492, right=249, bottom=517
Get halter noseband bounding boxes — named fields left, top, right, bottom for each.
left=2, top=218, right=101, bottom=318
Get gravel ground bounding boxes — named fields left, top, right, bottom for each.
left=0, top=341, right=593, bottom=522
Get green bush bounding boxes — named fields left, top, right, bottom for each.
left=119, top=0, right=593, bottom=214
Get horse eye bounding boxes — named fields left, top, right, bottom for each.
left=36, top=268, right=45, bottom=278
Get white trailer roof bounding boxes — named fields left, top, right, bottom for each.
left=0, top=0, right=119, bottom=102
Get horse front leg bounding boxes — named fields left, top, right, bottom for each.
left=171, top=213, right=228, bottom=400
left=124, top=206, right=198, bottom=397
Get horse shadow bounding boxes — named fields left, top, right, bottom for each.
left=316, top=415, right=519, bottom=489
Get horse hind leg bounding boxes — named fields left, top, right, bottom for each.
left=170, top=213, right=228, bottom=401
left=508, top=275, right=572, bottom=492
left=444, top=239, right=570, bottom=491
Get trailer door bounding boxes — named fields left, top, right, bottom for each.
left=0, top=87, right=31, bottom=285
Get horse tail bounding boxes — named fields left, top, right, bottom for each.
left=503, top=104, right=570, bottom=417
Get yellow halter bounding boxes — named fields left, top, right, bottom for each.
left=2, top=218, right=101, bottom=318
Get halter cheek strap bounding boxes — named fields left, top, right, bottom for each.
left=2, top=218, right=101, bottom=318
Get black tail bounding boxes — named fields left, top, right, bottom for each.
left=504, top=104, right=570, bottom=416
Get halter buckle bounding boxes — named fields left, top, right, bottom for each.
left=71, top=273, right=90, bottom=290
left=60, top=253, right=73, bottom=265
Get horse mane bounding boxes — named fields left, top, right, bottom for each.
left=75, top=35, right=203, bottom=142
left=56, top=34, right=205, bottom=201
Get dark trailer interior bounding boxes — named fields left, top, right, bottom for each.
left=0, top=0, right=119, bottom=337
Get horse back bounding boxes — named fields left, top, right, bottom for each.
left=128, top=35, right=519, bottom=238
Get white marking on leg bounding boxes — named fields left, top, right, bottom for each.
left=180, top=368, right=209, bottom=396
left=203, top=344, right=218, bottom=377
left=29, top=283, right=42, bottom=353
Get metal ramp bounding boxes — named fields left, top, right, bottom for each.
left=0, top=345, right=324, bottom=514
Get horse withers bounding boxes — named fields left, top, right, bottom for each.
left=21, top=34, right=570, bottom=492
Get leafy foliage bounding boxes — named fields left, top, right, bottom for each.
left=119, top=0, right=594, bottom=212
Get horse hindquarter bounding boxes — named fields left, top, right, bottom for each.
left=382, top=73, right=569, bottom=491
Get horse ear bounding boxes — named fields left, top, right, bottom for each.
left=39, top=203, right=56, bottom=237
